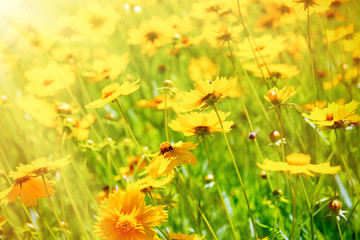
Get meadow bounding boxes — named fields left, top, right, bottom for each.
left=0, top=0, right=360, bottom=239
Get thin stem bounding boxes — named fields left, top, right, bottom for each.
left=41, top=175, right=70, bottom=240
left=213, top=104, right=257, bottom=238
left=115, top=99, right=151, bottom=162
left=164, top=92, right=170, bottom=142
left=276, top=106, right=286, bottom=162
left=106, top=151, right=112, bottom=192
left=173, top=181, right=202, bottom=234
left=307, top=6, right=318, bottom=166
left=271, top=203, right=279, bottom=240
left=176, top=173, right=218, bottom=240
left=202, top=135, right=239, bottom=240
left=33, top=206, right=57, bottom=240
left=149, top=192, right=171, bottom=240
left=290, top=176, right=299, bottom=240
left=235, top=0, right=270, bottom=89
left=299, top=177, right=315, bottom=240
left=335, top=130, right=360, bottom=204
left=336, top=219, right=344, bottom=240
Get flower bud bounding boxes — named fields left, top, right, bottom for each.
left=163, top=80, right=173, bottom=88
left=329, top=200, right=342, bottom=211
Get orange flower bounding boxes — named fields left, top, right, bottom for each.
left=85, top=80, right=140, bottom=108
left=0, top=176, right=55, bottom=207
left=146, top=142, right=198, bottom=177
left=257, top=153, right=341, bottom=176
left=94, top=185, right=167, bottom=240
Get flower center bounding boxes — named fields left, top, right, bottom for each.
left=90, top=16, right=105, bottom=29
left=103, top=90, right=116, bottom=99
left=15, top=176, right=31, bottom=184
left=160, top=142, right=173, bottom=154
left=116, top=215, right=137, bottom=235
left=326, top=113, right=334, bottom=121
left=194, top=126, right=210, bottom=135
left=286, top=153, right=311, bottom=165
left=43, top=79, right=54, bottom=86
left=146, top=31, right=158, bottom=43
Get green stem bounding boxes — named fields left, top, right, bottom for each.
left=276, top=106, right=286, bottom=162
left=271, top=203, right=279, bottom=240
left=336, top=219, right=344, bottom=240
left=335, top=130, right=360, bottom=204
left=213, top=104, right=257, bottom=238
left=235, top=0, right=270, bottom=89
left=290, top=176, right=299, bottom=240
left=106, top=151, right=112, bottom=192
left=115, top=99, right=151, bottom=162
left=149, top=192, right=171, bottom=240
left=299, top=177, right=315, bottom=240
left=33, top=206, right=57, bottom=240
left=176, top=173, right=218, bottom=240
left=173, top=181, right=202, bottom=234
left=164, top=92, right=170, bottom=142
left=202, top=135, right=239, bottom=240
left=41, top=175, right=69, bottom=240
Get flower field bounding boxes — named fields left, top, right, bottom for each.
left=0, top=0, right=360, bottom=239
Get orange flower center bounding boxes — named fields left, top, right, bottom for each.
left=103, top=90, right=116, bottom=99
left=43, top=79, right=54, bottom=86
left=160, top=142, right=173, bottom=154
left=326, top=114, right=334, bottom=121
left=116, top=215, right=137, bottom=235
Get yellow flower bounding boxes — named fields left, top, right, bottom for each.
left=188, top=57, right=217, bottom=82
left=133, top=172, right=176, bottom=193
left=190, top=0, right=243, bottom=22
left=76, top=3, right=120, bottom=41
left=169, top=231, right=205, bottom=240
left=257, top=153, right=341, bottom=176
left=343, top=31, right=360, bottom=55
left=18, top=96, right=57, bottom=128
left=146, top=142, right=198, bottom=177
left=236, top=34, right=286, bottom=62
left=181, top=76, right=239, bottom=111
left=326, top=24, right=353, bottom=44
left=85, top=80, right=140, bottom=109
left=94, top=185, right=168, bottom=240
left=244, top=63, right=300, bottom=80
left=302, top=100, right=327, bottom=111
left=203, top=23, right=243, bottom=47
left=285, top=0, right=333, bottom=14
left=0, top=176, right=55, bottom=207
left=169, top=110, right=233, bottom=136
left=136, top=94, right=184, bottom=113
left=264, top=86, right=296, bottom=105
left=82, top=53, right=129, bottom=82
left=301, top=100, right=360, bottom=129
left=24, top=63, right=76, bottom=97
left=128, top=17, right=175, bottom=56
left=73, top=114, right=96, bottom=141
left=9, top=156, right=70, bottom=179
left=54, top=15, right=86, bottom=42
